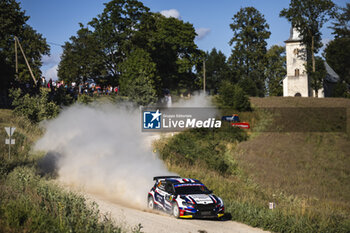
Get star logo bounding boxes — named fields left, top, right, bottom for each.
left=151, top=109, right=162, bottom=122
left=143, top=109, right=162, bottom=129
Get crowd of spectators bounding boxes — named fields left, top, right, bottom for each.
left=40, top=77, right=119, bottom=97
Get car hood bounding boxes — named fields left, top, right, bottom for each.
left=186, top=194, right=215, bottom=205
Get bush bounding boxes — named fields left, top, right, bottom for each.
left=0, top=167, right=122, bottom=233
left=157, top=127, right=247, bottom=175
left=77, top=93, right=94, bottom=104
left=9, top=88, right=60, bottom=123
left=218, top=81, right=251, bottom=111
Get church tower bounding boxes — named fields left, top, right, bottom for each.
left=283, top=26, right=338, bottom=97
left=283, top=27, right=311, bottom=97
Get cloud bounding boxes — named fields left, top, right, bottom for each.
left=160, top=9, right=180, bottom=19
left=195, top=28, right=211, bottom=40
left=42, top=64, right=58, bottom=80
left=42, top=53, right=61, bottom=66
left=41, top=53, right=61, bottom=80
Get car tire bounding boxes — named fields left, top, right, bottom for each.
left=147, top=196, right=155, bottom=209
left=172, top=202, right=180, bottom=218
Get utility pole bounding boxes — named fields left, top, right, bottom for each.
left=15, top=38, right=18, bottom=80
left=203, top=59, right=206, bottom=93
left=14, top=36, right=37, bottom=84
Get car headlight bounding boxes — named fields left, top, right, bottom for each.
left=216, top=198, right=224, bottom=208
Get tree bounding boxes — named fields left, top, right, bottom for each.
left=308, top=56, right=326, bottom=96
left=201, top=48, right=229, bottom=94
left=280, top=0, right=335, bottom=97
left=9, top=88, right=59, bottom=123
left=58, top=24, right=107, bottom=84
left=324, top=38, right=350, bottom=85
left=228, top=7, right=271, bottom=97
left=135, top=12, right=202, bottom=94
left=0, top=0, right=49, bottom=90
left=218, top=81, right=251, bottom=111
left=265, top=45, right=286, bottom=96
left=88, top=0, right=149, bottom=81
left=325, top=3, right=350, bottom=89
left=118, top=48, right=158, bottom=105
left=330, top=3, right=350, bottom=38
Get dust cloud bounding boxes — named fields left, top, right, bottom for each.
left=173, top=91, right=213, bottom=108
left=34, top=92, right=213, bottom=208
left=35, top=103, right=173, bottom=207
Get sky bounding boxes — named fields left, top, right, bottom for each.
left=18, top=0, right=348, bottom=80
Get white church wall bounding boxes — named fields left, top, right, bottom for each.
left=285, top=41, right=307, bottom=77
left=285, top=75, right=309, bottom=97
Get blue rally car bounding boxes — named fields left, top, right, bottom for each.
left=147, top=176, right=224, bottom=219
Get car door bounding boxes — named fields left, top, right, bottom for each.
left=154, top=181, right=167, bottom=209
left=164, top=182, right=175, bottom=211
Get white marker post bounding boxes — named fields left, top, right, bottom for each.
left=5, top=127, right=16, bottom=159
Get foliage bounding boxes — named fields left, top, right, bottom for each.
left=119, top=48, right=158, bottom=105
left=218, top=81, right=251, bottom=111
left=0, top=109, right=42, bottom=171
left=330, top=3, right=350, bottom=38
left=157, top=127, right=247, bottom=175
left=332, top=81, right=350, bottom=98
left=280, top=0, right=335, bottom=54
left=200, top=48, right=230, bottom=94
left=50, top=86, right=75, bottom=106
left=0, top=0, right=49, bottom=89
left=265, top=45, right=286, bottom=96
left=9, top=88, right=60, bottom=123
left=58, top=1, right=203, bottom=100
left=307, top=56, right=327, bottom=97
left=77, top=93, right=94, bottom=104
left=324, top=37, right=350, bottom=86
left=135, top=12, right=203, bottom=93
left=280, top=0, right=335, bottom=95
left=0, top=166, right=122, bottom=233
left=228, top=7, right=271, bottom=97
left=324, top=3, right=350, bottom=97
left=0, top=109, right=139, bottom=232
left=58, top=24, right=107, bottom=84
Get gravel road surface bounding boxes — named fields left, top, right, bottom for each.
left=87, top=193, right=269, bottom=233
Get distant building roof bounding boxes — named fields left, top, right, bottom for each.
left=285, top=27, right=303, bottom=43
left=324, top=61, right=340, bottom=83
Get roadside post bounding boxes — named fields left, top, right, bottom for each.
left=5, top=127, right=16, bottom=159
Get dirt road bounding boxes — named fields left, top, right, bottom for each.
left=87, top=193, right=269, bottom=233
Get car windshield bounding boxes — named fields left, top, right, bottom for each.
left=174, top=183, right=211, bottom=195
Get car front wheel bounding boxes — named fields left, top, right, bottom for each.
left=147, top=196, right=155, bottom=209
left=172, top=202, right=180, bottom=218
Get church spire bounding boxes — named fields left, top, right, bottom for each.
left=286, top=26, right=302, bottom=42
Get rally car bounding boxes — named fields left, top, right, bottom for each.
left=221, top=114, right=250, bottom=129
left=147, top=176, right=224, bottom=219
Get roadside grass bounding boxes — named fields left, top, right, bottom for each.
left=0, top=166, right=122, bottom=233
left=0, top=109, right=43, bottom=174
left=155, top=96, right=350, bottom=232
left=0, top=109, right=138, bottom=233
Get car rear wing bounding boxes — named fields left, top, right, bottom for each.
left=153, top=176, right=181, bottom=181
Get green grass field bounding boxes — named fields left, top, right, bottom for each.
left=156, top=96, right=350, bottom=232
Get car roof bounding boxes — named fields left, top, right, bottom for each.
left=165, top=177, right=201, bottom=184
